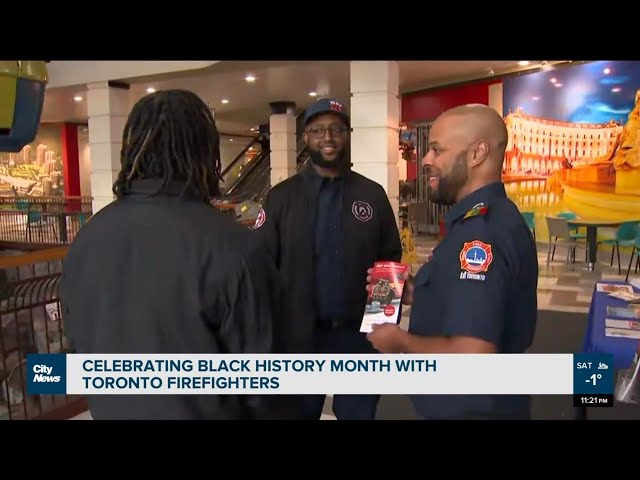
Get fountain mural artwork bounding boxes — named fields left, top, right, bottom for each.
left=502, top=60, right=640, bottom=238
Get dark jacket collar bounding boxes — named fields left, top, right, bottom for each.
left=445, top=181, right=506, bottom=228
left=123, top=179, right=208, bottom=202
left=301, top=162, right=349, bottom=187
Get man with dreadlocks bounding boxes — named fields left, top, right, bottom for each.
left=60, top=89, right=290, bottom=420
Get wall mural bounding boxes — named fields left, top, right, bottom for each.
left=0, top=123, right=65, bottom=197
left=502, top=60, right=640, bottom=238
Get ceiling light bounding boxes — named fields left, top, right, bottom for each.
left=308, top=91, right=317, bottom=97
left=245, top=74, right=256, bottom=82
left=612, top=87, right=621, bottom=93
left=554, top=83, right=563, bottom=88
left=146, top=87, right=156, bottom=93
left=604, top=68, right=611, bottom=75
left=229, top=138, right=234, bottom=141
left=221, top=99, right=229, bottom=104
left=73, top=96, right=83, bottom=102
left=550, top=78, right=557, bottom=83
left=249, top=127, right=255, bottom=131
left=518, top=61, right=530, bottom=66
left=532, top=96, right=540, bottom=101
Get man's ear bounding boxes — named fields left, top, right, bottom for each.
left=303, top=132, right=309, bottom=146
left=471, top=140, right=489, bottom=166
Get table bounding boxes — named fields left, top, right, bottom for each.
left=578, top=279, right=640, bottom=419
left=582, top=280, right=639, bottom=369
left=567, top=219, right=626, bottom=271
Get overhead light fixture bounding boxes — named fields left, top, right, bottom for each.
left=604, top=68, right=611, bottom=75
left=245, top=74, right=256, bottom=82
left=308, top=91, right=317, bottom=97
left=550, top=78, right=557, bottom=83
left=518, top=61, right=530, bottom=66
left=146, top=87, right=156, bottom=93
left=249, top=127, right=256, bottom=131
left=73, top=96, right=83, bottom=102
left=221, top=99, right=229, bottom=104
left=531, top=96, right=540, bottom=101
left=554, top=83, right=563, bottom=88
left=612, top=87, right=621, bottom=93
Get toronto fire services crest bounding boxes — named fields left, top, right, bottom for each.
left=352, top=201, right=373, bottom=222
left=459, top=240, right=493, bottom=274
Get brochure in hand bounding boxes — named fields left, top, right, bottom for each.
left=360, top=261, right=409, bottom=333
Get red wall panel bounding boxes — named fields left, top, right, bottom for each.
left=402, top=79, right=501, bottom=125
left=401, top=79, right=502, bottom=181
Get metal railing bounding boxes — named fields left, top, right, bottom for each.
left=0, top=247, right=87, bottom=420
left=0, top=196, right=92, bottom=246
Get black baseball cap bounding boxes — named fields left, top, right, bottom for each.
left=304, top=98, right=350, bottom=127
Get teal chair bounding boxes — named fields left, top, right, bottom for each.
left=521, top=211, right=536, bottom=241
left=598, top=221, right=639, bottom=275
left=15, top=198, right=50, bottom=241
left=625, top=229, right=640, bottom=282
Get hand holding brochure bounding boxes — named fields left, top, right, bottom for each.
left=360, top=261, right=409, bottom=333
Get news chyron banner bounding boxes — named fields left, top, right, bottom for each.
left=26, top=353, right=614, bottom=406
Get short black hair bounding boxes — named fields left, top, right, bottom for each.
left=113, top=89, right=221, bottom=200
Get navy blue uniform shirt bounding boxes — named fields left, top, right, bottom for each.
left=311, top=172, right=347, bottom=322
left=409, top=181, right=538, bottom=419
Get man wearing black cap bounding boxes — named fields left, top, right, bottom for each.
left=253, top=97, right=402, bottom=420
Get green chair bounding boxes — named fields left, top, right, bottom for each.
left=598, top=221, right=639, bottom=275
left=625, top=229, right=640, bottom=282
left=521, top=211, right=536, bottom=241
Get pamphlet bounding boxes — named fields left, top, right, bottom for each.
left=360, top=261, right=409, bottom=333
left=608, top=290, right=640, bottom=303
left=597, top=283, right=633, bottom=294
left=605, top=327, right=640, bottom=339
left=605, top=318, right=640, bottom=331
left=606, top=305, right=640, bottom=320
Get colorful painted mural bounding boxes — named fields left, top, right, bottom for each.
left=502, top=61, right=640, bottom=237
left=0, top=123, right=65, bottom=197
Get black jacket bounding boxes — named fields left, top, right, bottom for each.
left=253, top=166, right=402, bottom=352
left=60, top=179, right=290, bottom=420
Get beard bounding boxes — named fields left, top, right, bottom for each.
left=427, top=151, right=468, bottom=206
left=308, top=147, right=349, bottom=171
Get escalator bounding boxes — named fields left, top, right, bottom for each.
left=212, top=109, right=309, bottom=222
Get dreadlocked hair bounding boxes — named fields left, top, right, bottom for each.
left=113, top=89, right=222, bottom=200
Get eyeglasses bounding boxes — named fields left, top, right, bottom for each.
left=305, top=126, right=349, bottom=138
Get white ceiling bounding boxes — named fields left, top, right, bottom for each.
left=41, top=60, right=569, bottom=135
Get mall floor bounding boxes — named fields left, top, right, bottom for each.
left=69, top=232, right=640, bottom=421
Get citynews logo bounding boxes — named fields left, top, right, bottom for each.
left=26, top=353, right=66, bottom=395
left=32, top=365, right=61, bottom=383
